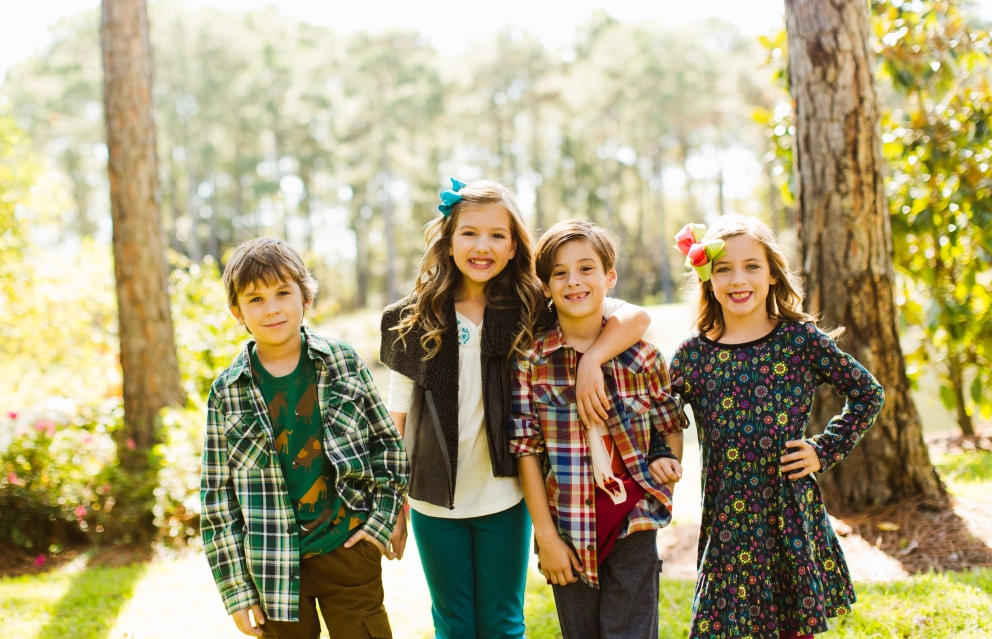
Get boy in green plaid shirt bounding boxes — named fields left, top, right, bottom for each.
left=200, top=238, right=408, bottom=639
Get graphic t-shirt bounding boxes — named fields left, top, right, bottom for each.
left=251, top=340, right=367, bottom=559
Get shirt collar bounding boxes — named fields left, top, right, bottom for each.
left=538, top=317, right=609, bottom=357
left=223, top=325, right=327, bottom=386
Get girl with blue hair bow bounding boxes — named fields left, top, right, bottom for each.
left=379, top=178, right=652, bottom=638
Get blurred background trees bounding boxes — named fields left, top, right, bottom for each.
left=0, top=1, right=766, bottom=311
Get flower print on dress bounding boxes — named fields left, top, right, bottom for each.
left=670, top=322, right=884, bottom=639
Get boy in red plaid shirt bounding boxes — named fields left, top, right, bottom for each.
left=509, top=220, right=687, bottom=639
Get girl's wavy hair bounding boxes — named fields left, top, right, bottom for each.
left=689, top=214, right=842, bottom=340
left=391, top=180, right=544, bottom=360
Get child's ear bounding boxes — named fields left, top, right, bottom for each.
left=606, top=267, right=618, bottom=290
left=230, top=305, right=245, bottom=324
left=303, top=296, right=314, bottom=314
left=542, top=282, right=552, bottom=299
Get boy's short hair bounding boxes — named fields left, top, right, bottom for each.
left=224, top=237, right=318, bottom=308
left=534, top=220, right=618, bottom=284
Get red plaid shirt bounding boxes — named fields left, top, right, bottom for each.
left=508, top=321, right=688, bottom=587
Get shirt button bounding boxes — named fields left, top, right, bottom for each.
left=586, top=544, right=594, bottom=551
left=585, top=499, right=592, bottom=506
left=287, top=525, right=294, bottom=534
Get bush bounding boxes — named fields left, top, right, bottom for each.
left=0, top=400, right=120, bottom=550
left=0, top=252, right=253, bottom=549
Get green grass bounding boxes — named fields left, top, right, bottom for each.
left=2, top=563, right=992, bottom=639
left=0, top=561, right=145, bottom=639
left=933, top=450, right=992, bottom=501
left=521, top=570, right=992, bottom=639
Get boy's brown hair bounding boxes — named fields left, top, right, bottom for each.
left=223, top=237, right=318, bottom=309
left=534, top=220, right=617, bottom=284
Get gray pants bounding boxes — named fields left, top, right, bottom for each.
left=551, top=531, right=661, bottom=639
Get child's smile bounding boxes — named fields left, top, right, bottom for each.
left=449, top=204, right=517, bottom=292
left=710, top=234, right=777, bottom=322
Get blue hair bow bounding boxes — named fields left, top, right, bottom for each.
left=438, top=177, right=467, bottom=217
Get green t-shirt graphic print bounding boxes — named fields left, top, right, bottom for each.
left=251, top=338, right=367, bottom=559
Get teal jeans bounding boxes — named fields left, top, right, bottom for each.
left=410, top=499, right=531, bottom=639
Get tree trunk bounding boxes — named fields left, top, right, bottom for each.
left=785, top=0, right=945, bottom=510
left=380, top=140, right=397, bottom=303
left=101, top=0, right=183, bottom=471
left=948, top=352, right=975, bottom=438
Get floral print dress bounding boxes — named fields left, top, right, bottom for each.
left=670, top=322, right=884, bottom=638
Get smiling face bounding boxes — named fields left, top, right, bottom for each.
left=543, top=239, right=617, bottom=321
left=449, top=203, right=517, bottom=292
left=230, top=277, right=312, bottom=349
left=709, top=234, right=778, bottom=323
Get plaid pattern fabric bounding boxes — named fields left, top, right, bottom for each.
left=508, top=321, right=688, bottom=587
left=200, top=326, right=408, bottom=621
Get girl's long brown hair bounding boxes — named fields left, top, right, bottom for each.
left=689, top=214, right=842, bottom=340
left=392, top=180, right=544, bottom=360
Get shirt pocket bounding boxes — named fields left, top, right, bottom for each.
left=532, top=384, right=574, bottom=440
left=322, top=376, right=371, bottom=474
left=225, top=414, right=270, bottom=470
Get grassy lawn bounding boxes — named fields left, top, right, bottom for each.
left=5, top=559, right=992, bottom=639
left=0, top=561, right=146, bottom=639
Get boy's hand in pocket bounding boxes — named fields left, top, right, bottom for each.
left=649, top=457, right=683, bottom=488
left=343, top=528, right=386, bottom=555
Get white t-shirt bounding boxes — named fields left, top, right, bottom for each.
left=387, top=298, right=626, bottom=519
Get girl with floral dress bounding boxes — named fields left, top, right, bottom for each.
left=669, top=215, right=884, bottom=639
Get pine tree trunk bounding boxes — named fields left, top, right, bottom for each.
left=101, top=0, right=183, bottom=472
left=785, top=0, right=945, bottom=511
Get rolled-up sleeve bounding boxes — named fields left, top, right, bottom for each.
left=508, top=355, right=545, bottom=456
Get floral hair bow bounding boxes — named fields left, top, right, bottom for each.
left=438, top=177, right=467, bottom=216
left=674, top=223, right=726, bottom=282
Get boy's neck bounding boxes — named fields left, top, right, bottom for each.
left=557, top=303, right=605, bottom=353
left=254, top=329, right=304, bottom=376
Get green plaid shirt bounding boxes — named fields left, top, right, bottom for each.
left=200, top=326, right=408, bottom=621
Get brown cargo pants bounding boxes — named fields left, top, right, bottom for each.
left=260, top=540, right=392, bottom=639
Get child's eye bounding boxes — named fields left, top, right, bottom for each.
left=249, top=296, right=262, bottom=303
left=552, top=270, right=566, bottom=277
left=715, top=266, right=729, bottom=273
left=580, top=266, right=593, bottom=272
left=492, top=233, right=506, bottom=239
left=747, top=264, right=760, bottom=270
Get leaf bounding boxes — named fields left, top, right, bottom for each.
left=940, top=384, right=957, bottom=411
left=877, top=521, right=901, bottom=532
left=972, top=376, right=983, bottom=405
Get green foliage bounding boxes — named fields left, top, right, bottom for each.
left=934, top=451, right=992, bottom=485
left=1, top=2, right=773, bottom=308
left=0, top=402, right=121, bottom=550
left=757, top=1, right=992, bottom=435
left=0, top=110, right=37, bottom=279
left=875, top=0, right=992, bottom=432
left=169, top=252, right=246, bottom=403
left=0, top=244, right=251, bottom=548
